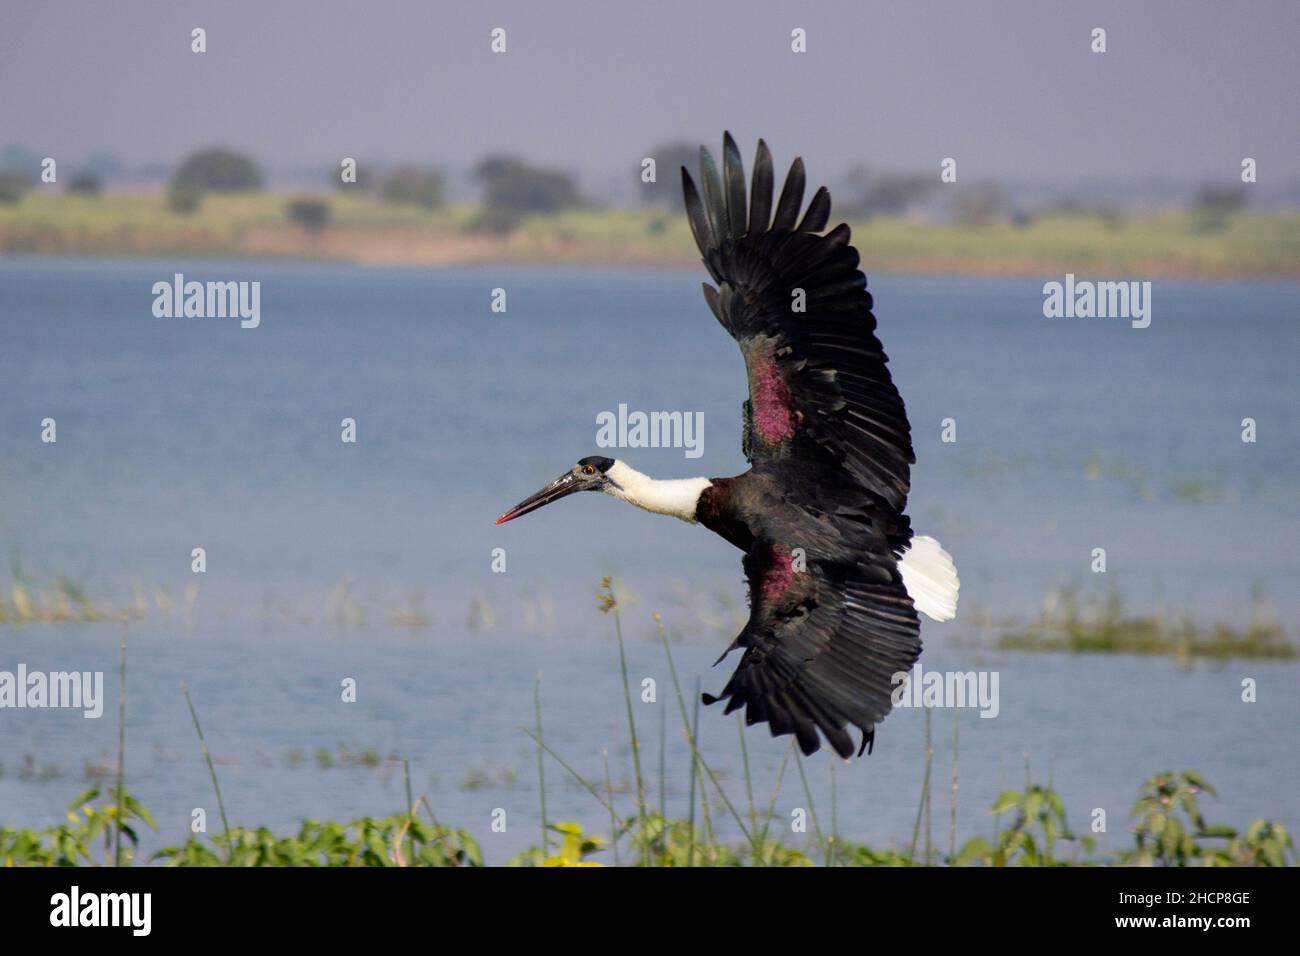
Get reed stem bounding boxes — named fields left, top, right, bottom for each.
left=949, top=708, right=959, bottom=864
left=602, top=748, right=620, bottom=867
left=794, top=750, right=826, bottom=858
left=113, top=639, right=126, bottom=867
left=182, top=683, right=232, bottom=862
left=610, top=601, right=647, bottom=864
left=534, top=675, right=549, bottom=855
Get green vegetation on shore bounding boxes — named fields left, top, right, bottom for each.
left=997, top=585, right=1293, bottom=660
left=4, top=562, right=1293, bottom=661
left=2, top=190, right=1298, bottom=276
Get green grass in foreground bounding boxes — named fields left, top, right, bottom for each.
left=1, top=190, right=1298, bottom=275
left=3, top=769, right=1295, bottom=867
left=2, top=581, right=1295, bottom=867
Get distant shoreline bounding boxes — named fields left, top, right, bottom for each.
left=2, top=192, right=1298, bottom=278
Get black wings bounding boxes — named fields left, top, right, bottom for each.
left=701, top=486, right=922, bottom=759
left=685, top=135, right=922, bottom=757
left=681, top=132, right=914, bottom=512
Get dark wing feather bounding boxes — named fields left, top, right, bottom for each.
left=697, top=147, right=729, bottom=245
left=682, top=134, right=914, bottom=512
left=681, top=169, right=713, bottom=253
left=748, top=140, right=774, bottom=235
left=799, top=186, right=831, bottom=233
left=771, top=157, right=805, bottom=232
left=704, top=509, right=922, bottom=759
left=722, top=132, right=747, bottom=241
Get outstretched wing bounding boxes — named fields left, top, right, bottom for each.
left=704, top=517, right=922, bottom=759
left=682, top=133, right=914, bottom=512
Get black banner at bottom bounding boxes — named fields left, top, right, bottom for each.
left=0, top=864, right=1284, bottom=941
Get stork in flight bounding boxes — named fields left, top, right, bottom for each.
left=496, top=134, right=958, bottom=758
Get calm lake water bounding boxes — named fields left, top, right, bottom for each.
left=1, top=257, right=1297, bottom=863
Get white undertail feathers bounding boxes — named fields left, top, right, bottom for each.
left=898, top=535, right=960, bottom=622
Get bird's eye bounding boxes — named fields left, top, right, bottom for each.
left=583, top=465, right=596, bottom=476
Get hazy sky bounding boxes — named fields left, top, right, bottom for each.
left=2, top=0, right=1296, bottom=184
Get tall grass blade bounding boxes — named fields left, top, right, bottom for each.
left=182, top=683, right=232, bottom=862
left=826, top=762, right=839, bottom=867
left=794, top=750, right=826, bottom=858
left=658, top=700, right=666, bottom=818
left=114, top=639, right=126, bottom=867
left=756, top=740, right=793, bottom=863
left=924, top=707, right=934, bottom=864
left=738, top=713, right=758, bottom=843
left=602, top=748, right=621, bottom=867
left=608, top=596, right=647, bottom=864
left=655, top=630, right=749, bottom=845
left=403, top=757, right=414, bottom=865
left=949, top=708, right=959, bottom=864
left=521, top=727, right=615, bottom=817
left=687, top=687, right=700, bottom=867
left=534, top=675, right=549, bottom=855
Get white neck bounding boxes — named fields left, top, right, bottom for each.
left=604, top=460, right=711, bottom=523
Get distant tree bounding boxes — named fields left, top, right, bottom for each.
left=67, top=174, right=101, bottom=196
left=0, top=145, right=42, bottom=173
left=81, top=152, right=126, bottom=181
left=951, top=181, right=1010, bottom=228
left=168, top=182, right=202, bottom=214
left=0, top=171, right=32, bottom=205
left=1096, top=203, right=1125, bottom=231
left=380, top=166, right=444, bottom=208
left=286, top=198, right=331, bottom=232
left=639, top=141, right=698, bottom=206
left=843, top=165, right=937, bottom=219
left=473, top=155, right=580, bottom=215
left=1193, top=184, right=1247, bottom=215
left=170, top=147, right=263, bottom=194
left=1044, top=198, right=1124, bottom=229
left=1192, top=184, right=1247, bottom=233
left=465, top=205, right=526, bottom=235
